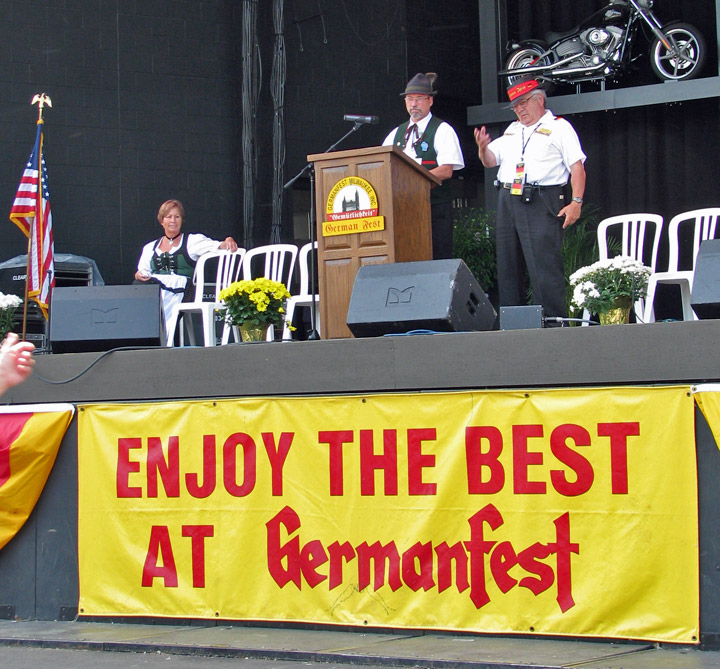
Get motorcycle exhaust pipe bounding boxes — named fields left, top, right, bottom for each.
left=500, top=59, right=609, bottom=78
left=545, top=62, right=610, bottom=77
left=499, top=52, right=597, bottom=77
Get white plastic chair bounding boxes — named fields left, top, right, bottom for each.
left=166, top=249, right=245, bottom=346
left=222, top=243, right=298, bottom=343
left=282, top=241, right=320, bottom=340
left=581, top=213, right=664, bottom=325
left=643, top=208, right=720, bottom=323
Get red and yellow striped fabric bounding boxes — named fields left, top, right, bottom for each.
left=0, top=404, right=74, bottom=550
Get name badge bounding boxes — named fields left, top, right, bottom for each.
left=511, top=161, right=525, bottom=196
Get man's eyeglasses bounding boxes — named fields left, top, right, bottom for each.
left=511, top=94, right=538, bottom=111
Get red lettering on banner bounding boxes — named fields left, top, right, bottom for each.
left=357, top=541, right=403, bottom=591
left=182, top=525, right=214, bottom=588
left=266, top=505, right=318, bottom=588
left=598, top=422, right=637, bottom=494
left=465, top=422, right=640, bottom=496
left=549, top=512, right=579, bottom=612
left=550, top=425, right=593, bottom=496
left=142, top=525, right=178, bottom=587
left=489, top=540, right=518, bottom=593
left=117, top=432, right=294, bottom=499
left=266, top=504, right=578, bottom=612
left=223, top=433, right=256, bottom=497
left=516, top=541, right=554, bottom=596
left=435, top=541, right=469, bottom=594
left=328, top=541, right=356, bottom=589
left=319, top=430, right=353, bottom=496
left=408, top=428, right=437, bottom=495
left=360, top=429, right=398, bottom=496
left=465, top=503, right=502, bottom=607
left=465, top=426, right=505, bottom=494
left=402, top=542, right=435, bottom=592
left=142, top=525, right=215, bottom=588
left=513, top=425, right=546, bottom=494
left=262, top=432, right=294, bottom=496
left=186, top=435, right=217, bottom=498
left=147, top=436, right=180, bottom=497
left=321, top=429, right=437, bottom=497
left=301, top=539, right=329, bottom=587
left=117, top=437, right=142, bottom=498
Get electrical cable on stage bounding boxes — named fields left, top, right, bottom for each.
left=544, top=316, right=599, bottom=326
left=29, top=346, right=166, bottom=385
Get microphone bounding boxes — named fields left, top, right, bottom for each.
left=343, top=114, right=379, bottom=125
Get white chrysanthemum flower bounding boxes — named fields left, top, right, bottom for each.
left=0, top=293, right=22, bottom=310
left=569, top=256, right=652, bottom=313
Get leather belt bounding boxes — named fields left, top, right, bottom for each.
left=495, top=181, right=565, bottom=191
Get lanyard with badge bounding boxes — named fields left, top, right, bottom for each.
left=511, top=124, right=541, bottom=196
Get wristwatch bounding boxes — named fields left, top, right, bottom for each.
left=572, top=196, right=583, bottom=204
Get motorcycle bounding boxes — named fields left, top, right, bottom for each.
left=499, top=0, right=705, bottom=89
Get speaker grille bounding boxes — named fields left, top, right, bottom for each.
left=346, top=259, right=496, bottom=337
left=50, top=284, right=165, bottom=353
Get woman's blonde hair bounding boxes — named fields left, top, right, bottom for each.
left=157, top=199, right=185, bottom=224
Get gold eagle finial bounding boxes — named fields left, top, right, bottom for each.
left=31, top=93, right=53, bottom=122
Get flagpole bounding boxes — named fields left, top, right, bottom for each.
left=19, top=94, right=52, bottom=341
left=22, top=233, right=30, bottom=341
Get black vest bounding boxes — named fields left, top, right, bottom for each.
left=393, top=116, right=451, bottom=204
left=150, top=234, right=197, bottom=278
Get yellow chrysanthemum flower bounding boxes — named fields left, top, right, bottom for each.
left=218, top=276, right=293, bottom=330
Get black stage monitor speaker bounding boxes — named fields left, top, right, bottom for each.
left=691, top=239, right=720, bottom=319
left=346, top=259, right=496, bottom=337
left=500, top=305, right=544, bottom=330
left=50, top=284, right=165, bottom=353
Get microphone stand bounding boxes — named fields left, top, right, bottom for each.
left=283, top=121, right=367, bottom=340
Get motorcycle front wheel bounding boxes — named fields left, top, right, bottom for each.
left=504, top=43, right=553, bottom=89
left=650, top=22, right=705, bottom=81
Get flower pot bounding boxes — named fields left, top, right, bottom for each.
left=598, top=297, right=633, bottom=326
left=238, top=322, right=268, bottom=342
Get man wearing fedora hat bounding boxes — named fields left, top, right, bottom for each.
left=474, top=78, right=586, bottom=324
left=382, top=72, right=464, bottom=259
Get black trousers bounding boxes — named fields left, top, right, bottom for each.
left=431, top=201, right=453, bottom=260
left=495, top=186, right=567, bottom=319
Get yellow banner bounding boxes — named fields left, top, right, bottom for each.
left=322, top=216, right=385, bottom=237
left=77, top=387, right=698, bottom=642
left=0, top=403, right=75, bottom=550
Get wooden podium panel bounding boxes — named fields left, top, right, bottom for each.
left=308, top=145, right=439, bottom=339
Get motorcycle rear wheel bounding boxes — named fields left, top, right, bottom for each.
left=504, top=44, right=553, bottom=89
left=650, top=22, right=705, bottom=81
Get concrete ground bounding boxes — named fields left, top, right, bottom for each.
left=1, top=621, right=720, bottom=668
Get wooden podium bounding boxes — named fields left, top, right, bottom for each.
left=308, top=145, right=440, bottom=339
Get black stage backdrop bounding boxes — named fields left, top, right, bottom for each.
left=0, top=0, right=717, bottom=297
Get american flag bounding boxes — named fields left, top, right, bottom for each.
left=9, top=121, right=54, bottom=319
